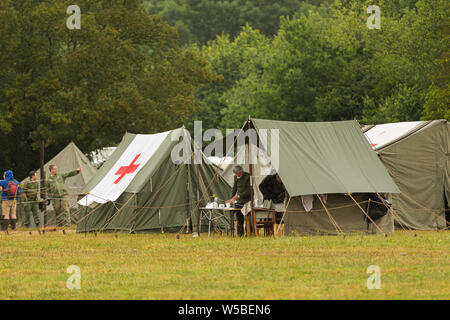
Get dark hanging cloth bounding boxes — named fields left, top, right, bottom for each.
left=366, top=193, right=390, bottom=222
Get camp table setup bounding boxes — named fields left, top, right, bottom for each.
left=229, top=206, right=277, bottom=237
left=252, top=207, right=277, bottom=236
left=199, top=206, right=278, bottom=237
left=243, top=206, right=279, bottom=237
left=198, top=206, right=232, bottom=237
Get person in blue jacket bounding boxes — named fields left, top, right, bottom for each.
left=0, top=170, right=21, bottom=231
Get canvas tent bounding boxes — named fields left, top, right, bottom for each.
left=17, top=142, right=97, bottom=227
left=364, top=120, right=450, bottom=230
left=76, top=128, right=231, bottom=234
left=213, top=118, right=400, bottom=235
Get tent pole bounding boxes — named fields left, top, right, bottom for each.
left=84, top=193, right=88, bottom=232
left=247, top=119, right=257, bottom=237
left=196, top=163, right=200, bottom=236
left=316, top=194, right=343, bottom=235
left=40, top=140, right=47, bottom=227
left=249, top=145, right=257, bottom=237
left=186, top=166, right=190, bottom=233
left=276, top=196, right=291, bottom=236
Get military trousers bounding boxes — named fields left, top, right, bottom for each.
left=24, top=202, right=41, bottom=227
left=52, top=198, right=70, bottom=227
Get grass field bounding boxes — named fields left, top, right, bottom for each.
left=0, top=229, right=448, bottom=300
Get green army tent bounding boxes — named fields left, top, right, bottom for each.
left=17, top=142, right=97, bottom=227
left=76, top=128, right=231, bottom=234
left=364, top=120, right=449, bottom=230
left=215, top=118, right=400, bottom=235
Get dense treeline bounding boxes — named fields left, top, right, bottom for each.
left=190, top=0, right=449, bottom=129
left=143, top=0, right=325, bottom=45
left=0, top=0, right=448, bottom=179
left=0, top=0, right=215, bottom=179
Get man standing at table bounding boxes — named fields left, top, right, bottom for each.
left=46, top=165, right=81, bottom=227
left=226, top=165, right=251, bottom=237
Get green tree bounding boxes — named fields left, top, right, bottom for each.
left=144, top=0, right=325, bottom=45
left=421, top=2, right=450, bottom=120
left=361, top=0, right=449, bottom=123
left=194, top=0, right=448, bottom=129
left=219, top=3, right=370, bottom=127
left=0, top=0, right=215, bottom=179
left=188, top=25, right=271, bottom=130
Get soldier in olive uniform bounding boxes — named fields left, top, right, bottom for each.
left=22, top=171, right=41, bottom=228
left=46, top=164, right=81, bottom=227
left=226, top=165, right=251, bottom=237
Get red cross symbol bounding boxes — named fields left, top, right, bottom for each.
left=114, top=154, right=141, bottom=184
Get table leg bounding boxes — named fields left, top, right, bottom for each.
left=273, top=212, right=277, bottom=236
left=208, top=211, right=211, bottom=237
left=252, top=209, right=258, bottom=237
left=213, top=212, right=216, bottom=239
left=230, top=212, right=234, bottom=237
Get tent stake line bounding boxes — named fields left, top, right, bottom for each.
left=348, top=193, right=385, bottom=235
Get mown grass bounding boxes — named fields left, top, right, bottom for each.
left=0, top=229, right=448, bottom=299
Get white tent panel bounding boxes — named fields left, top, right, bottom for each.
left=79, top=131, right=170, bottom=206
left=364, top=121, right=423, bottom=150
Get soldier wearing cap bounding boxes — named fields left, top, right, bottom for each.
left=22, top=171, right=41, bottom=228
left=46, top=165, right=81, bottom=227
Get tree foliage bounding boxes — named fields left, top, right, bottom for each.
left=0, top=0, right=215, bottom=179
left=143, top=0, right=325, bottom=45
left=194, top=0, right=449, bottom=129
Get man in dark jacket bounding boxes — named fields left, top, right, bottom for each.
left=259, top=173, right=286, bottom=226
left=0, top=170, right=21, bottom=231
left=226, top=165, right=251, bottom=236
left=259, top=174, right=285, bottom=205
